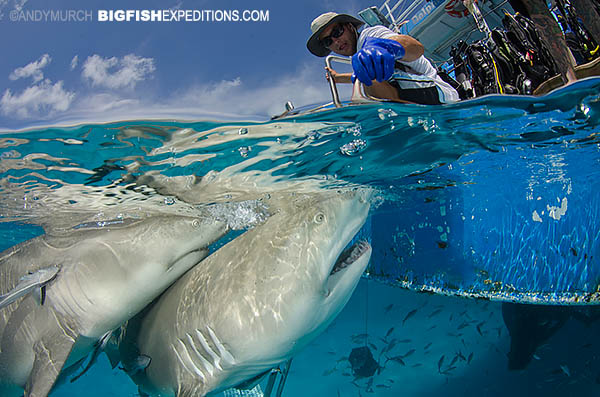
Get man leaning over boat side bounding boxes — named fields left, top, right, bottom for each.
left=306, top=12, right=460, bottom=105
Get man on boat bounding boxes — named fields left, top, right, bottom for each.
left=307, top=12, right=460, bottom=105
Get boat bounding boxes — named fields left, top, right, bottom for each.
left=275, top=0, right=600, bottom=119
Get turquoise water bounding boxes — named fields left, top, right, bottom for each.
left=1, top=78, right=600, bottom=395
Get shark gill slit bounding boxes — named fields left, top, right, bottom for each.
left=207, top=325, right=236, bottom=365
left=173, top=340, right=206, bottom=382
left=194, top=329, right=222, bottom=370
left=185, top=333, right=215, bottom=376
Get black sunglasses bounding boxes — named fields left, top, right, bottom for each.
left=320, top=24, right=345, bottom=48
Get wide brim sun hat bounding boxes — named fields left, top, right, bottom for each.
left=307, top=12, right=365, bottom=57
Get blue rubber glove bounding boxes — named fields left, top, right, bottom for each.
left=351, top=37, right=406, bottom=86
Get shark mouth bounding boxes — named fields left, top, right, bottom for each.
left=330, top=240, right=371, bottom=275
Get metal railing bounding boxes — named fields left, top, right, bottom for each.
left=271, top=56, right=379, bottom=119
left=325, top=55, right=380, bottom=107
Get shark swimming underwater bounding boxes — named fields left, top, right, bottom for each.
left=118, top=190, right=372, bottom=397
left=0, top=214, right=229, bottom=397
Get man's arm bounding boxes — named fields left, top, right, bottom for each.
left=386, top=35, right=424, bottom=62
left=325, top=67, right=353, bottom=84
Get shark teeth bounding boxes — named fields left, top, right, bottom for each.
left=330, top=240, right=371, bottom=275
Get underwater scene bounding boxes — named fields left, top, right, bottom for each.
left=0, top=77, right=599, bottom=396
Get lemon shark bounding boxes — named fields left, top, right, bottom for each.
left=118, top=191, right=372, bottom=396
left=0, top=215, right=229, bottom=397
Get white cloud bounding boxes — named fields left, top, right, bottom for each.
left=70, top=55, right=79, bottom=70
left=76, top=93, right=140, bottom=113
left=0, top=79, right=75, bottom=119
left=9, top=54, right=51, bottom=83
left=82, top=54, right=155, bottom=90
left=170, top=1, right=183, bottom=11
left=0, top=0, right=28, bottom=21
left=13, top=0, right=27, bottom=11
left=0, top=54, right=335, bottom=127
left=0, top=0, right=27, bottom=12
left=170, top=64, right=334, bottom=117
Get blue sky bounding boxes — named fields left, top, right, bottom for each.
left=0, top=0, right=372, bottom=129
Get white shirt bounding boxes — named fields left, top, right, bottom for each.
left=357, top=26, right=459, bottom=103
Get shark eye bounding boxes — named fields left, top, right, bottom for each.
left=314, top=213, right=325, bottom=224
left=192, top=219, right=201, bottom=228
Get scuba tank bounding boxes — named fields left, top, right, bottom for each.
left=502, top=12, right=557, bottom=84
left=489, top=29, right=522, bottom=94
left=449, top=40, right=504, bottom=97
left=466, top=42, right=503, bottom=96
left=553, top=0, right=599, bottom=62
left=450, top=41, right=475, bottom=99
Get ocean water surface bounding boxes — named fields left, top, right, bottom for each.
left=1, top=77, right=600, bottom=396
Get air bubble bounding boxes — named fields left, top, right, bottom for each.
left=164, top=197, right=176, bottom=205
left=340, top=139, right=367, bottom=156
left=238, top=146, right=250, bottom=158
left=378, top=108, right=398, bottom=120
left=307, top=131, right=321, bottom=140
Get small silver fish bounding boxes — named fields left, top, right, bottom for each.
left=428, top=308, right=442, bottom=318
left=402, top=349, right=416, bottom=358
left=476, top=321, right=485, bottom=336
left=560, top=364, right=571, bottom=377
left=385, top=327, right=395, bottom=338
left=387, top=355, right=406, bottom=366
left=403, top=309, right=418, bottom=325
left=449, top=355, right=459, bottom=367
left=438, top=355, right=445, bottom=373
left=457, top=321, right=470, bottom=330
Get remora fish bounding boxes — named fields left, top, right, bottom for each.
left=0, top=214, right=229, bottom=397
left=0, top=266, right=59, bottom=309
left=119, top=190, right=372, bottom=396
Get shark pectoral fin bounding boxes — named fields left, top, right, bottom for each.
left=25, top=334, right=76, bottom=397
left=104, top=337, right=122, bottom=370
left=70, top=331, right=112, bottom=383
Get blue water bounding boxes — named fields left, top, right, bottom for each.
left=2, top=78, right=600, bottom=395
